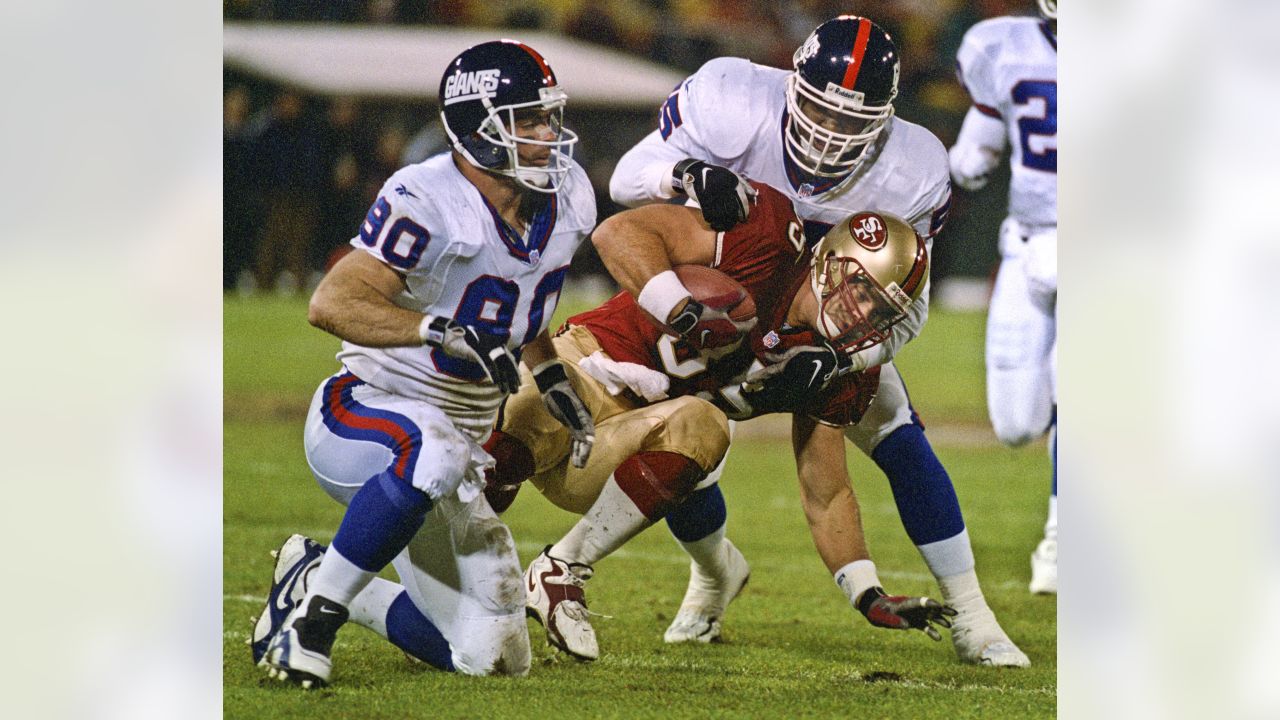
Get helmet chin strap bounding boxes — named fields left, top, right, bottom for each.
left=514, top=166, right=551, bottom=189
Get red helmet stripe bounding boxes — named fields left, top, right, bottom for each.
left=840, top=19, right=873, bottom=90
left=514, top=41, right=555, bottom=82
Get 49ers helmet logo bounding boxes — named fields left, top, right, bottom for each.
left=849, top=212, right=888, bottom=249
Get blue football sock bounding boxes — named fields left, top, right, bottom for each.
left=665, top=484, right=727, bottom=543
left=872, top=423, right=966, bottom=546
left=386, top=591, right=455, bottom=671
left=331, top=471, right=433, bottom=572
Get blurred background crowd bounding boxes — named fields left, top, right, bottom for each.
left=224, top=0, right=1033, bottom=297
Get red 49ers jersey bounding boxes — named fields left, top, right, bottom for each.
left=568, top=182, right=880, bottom=426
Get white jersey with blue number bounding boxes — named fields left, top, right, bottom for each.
left=338, top=152, right=596, bottom=437
left=611, top=57, right=952, bottom=366
left=956, top=17, right=1058, bottom=228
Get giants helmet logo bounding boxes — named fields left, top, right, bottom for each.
left=443, top=68, right=502, bottom=104
left=849, top=212, right=887, bottom=249
left=794, top=34, right=820, bottom=66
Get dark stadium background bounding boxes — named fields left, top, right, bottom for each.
left=223, top=0, right=1029, bottom=297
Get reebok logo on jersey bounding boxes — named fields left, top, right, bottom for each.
left=443, top=68, right=501, bottom=104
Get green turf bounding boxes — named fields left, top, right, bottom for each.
left=224, top=292, right=1056, bottom=719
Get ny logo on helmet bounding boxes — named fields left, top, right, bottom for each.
left=850, top=212, right=887, bottom=249
left=443, top=68, right=501, bottom=103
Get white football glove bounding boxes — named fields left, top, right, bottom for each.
left=948, top=141, right=1001, bottom=191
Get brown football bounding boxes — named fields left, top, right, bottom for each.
left=658, top=265, right=757, bottom=347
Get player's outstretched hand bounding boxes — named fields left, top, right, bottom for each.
left=533, top=360, right=595, bottom=468
left=421, top=316, right=521, bottom=394
left=856, top=587, right=958, bottom=641
left=673, top=158, right=756, bottom=232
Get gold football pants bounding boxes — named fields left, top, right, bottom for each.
left=500, top=325, right=731, bottom=514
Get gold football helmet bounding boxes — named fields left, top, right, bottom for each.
left=809, top=211, right=928, bottom=355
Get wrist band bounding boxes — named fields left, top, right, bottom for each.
left=834, top=559, right=880, bottom=607
left=671, top=158, right=698, bottom=194
left=637, top=270, right=691, bottom=325
left=418, top=314, right=440, bottom=345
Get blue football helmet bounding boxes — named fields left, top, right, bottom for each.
left=785, top=16, right=900, bottom=177
left=439, top=40, right=578, bottom=193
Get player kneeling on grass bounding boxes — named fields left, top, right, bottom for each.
left=248, top=39, right=597, bottom=687
left=488, top=182, right=955, bottom=661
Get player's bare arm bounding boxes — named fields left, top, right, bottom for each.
left=308, top=250, right=420, bottom=347
left=791, top=414, right=869, bottom=572
left=310, top=247, right=522, bottom=393
left=590, top=203, right=715, bottom=301
left=593, top=203, right=756, bottom=346
left=793, top=413, right=956, bottom=638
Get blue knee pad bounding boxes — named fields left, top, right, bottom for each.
left=871, top=423, right=965, bottom=546
left=665, top=484, right=727, bottom=543
left=331, top=471, right=433, bottom=572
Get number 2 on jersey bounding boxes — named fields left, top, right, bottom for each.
left=1012, top=80, right=1056, bottom=173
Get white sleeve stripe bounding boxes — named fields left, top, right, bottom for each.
left=713, top=232, right=724, bottom=268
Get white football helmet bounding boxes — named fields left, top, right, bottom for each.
left=784, top=17, right=900, bottom=178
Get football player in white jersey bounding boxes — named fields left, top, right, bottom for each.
left=950, top=0, right=1058, bottom=594
left=250, top=40, right=597, bottom=687
left=606, top=16, right=1029, bottom=666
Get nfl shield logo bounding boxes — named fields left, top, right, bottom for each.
left=798, top=183, right=814, bottom=198
left=763, top=330, right=780, bottom=348
left=528, top=249, right=541, bottom=265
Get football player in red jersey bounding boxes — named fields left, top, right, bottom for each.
left=488, top=182, right=954, bottom=661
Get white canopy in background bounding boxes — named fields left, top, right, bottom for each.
left=223, top=23, right=685, bottom=108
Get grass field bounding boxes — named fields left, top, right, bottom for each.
left=224, top=290, right=1057, bottom=719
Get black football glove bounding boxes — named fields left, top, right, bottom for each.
left=667, top=298, right=757, bottom=350
left=742, top=341, right=848, bottom=413
left=532, top=361, right=595, bottom=468
left=699, top=341, right=846, bottom=420
left=422, top=315, right=521, bottom=394
left=672, top=158, right=756, bottom=232
left=856, top=587, right=958, bottom=641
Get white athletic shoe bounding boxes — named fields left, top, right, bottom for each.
left=524, top=546, right=598, bottom=661
left=950, top=603, right=1031, bottom=667
left=263, top=594, right=349, bottom=688
left=1029, top=538, right=1057, bottom=595
left=664, top=540, right=750, bottom=644
left=249, top=534, right=326, bottom=665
